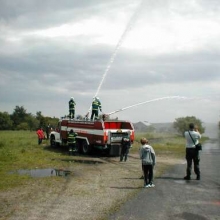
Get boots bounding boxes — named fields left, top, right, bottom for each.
left=184, top=176, right=191, bottom=180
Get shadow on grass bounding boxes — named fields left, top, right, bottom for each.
left=42, top=144, right=118, bottom=162
left=43, top=144, right=69, bottom=155
left=110, top=186, right=143, bottom=190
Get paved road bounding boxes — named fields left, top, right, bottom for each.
left=109, top=129, right=220, bottom=220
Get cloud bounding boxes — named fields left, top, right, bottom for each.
left=0, top=0, right=219, bottom=123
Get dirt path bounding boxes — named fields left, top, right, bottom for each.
left=0, top=154, right=183, bottom=220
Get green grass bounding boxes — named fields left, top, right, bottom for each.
left=131, top=131, right=208, bottom=158
left=0, top=131, right=70, bottom=190
left=130, top=132, right=186, bottom=158
left=0, top=130, right=201, bottom=191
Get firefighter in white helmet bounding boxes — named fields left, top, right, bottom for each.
left=67, top=129, right=78, bottom=155
left=69, top=97, right=76, bottom=119
left=90, top=97, right=102, bottom=120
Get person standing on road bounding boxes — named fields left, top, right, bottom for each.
left=120, top=134, right=131, bottom=162
left=139, top=137, right=156, bottom=188
left=184, top=123, right=201, bottom=180
left=67, top=129, right=78, bottom=156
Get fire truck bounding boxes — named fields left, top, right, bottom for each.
left=50, top=118, right=135, bottom=156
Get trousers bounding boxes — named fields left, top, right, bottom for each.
left=185, top=148, right=200, bottom=177
left=142, top=164, right=154, bottom=185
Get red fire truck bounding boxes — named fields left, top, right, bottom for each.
left=50, top=118, right=135, bottom=156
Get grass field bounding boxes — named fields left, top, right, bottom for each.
left=0, top=130, right=208, bottom=220
left=0, top=131, right=70, bottom=190
left=131, top=132, right=186, bottom=157
left=0, top=130, right=192, bottom=191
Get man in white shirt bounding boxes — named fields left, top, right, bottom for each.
left=184, top=123, right=201, bottom=180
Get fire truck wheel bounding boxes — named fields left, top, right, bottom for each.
left=74, top=141, right=80, bottom=153
left=50, top=135, right=57, bottom=147
left=82, top=141, right=91, bottom=154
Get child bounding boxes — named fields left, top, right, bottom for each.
left=139, top=137, right=156, bottom=188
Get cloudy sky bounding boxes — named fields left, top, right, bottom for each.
left=0, top=0, right=219, bottom=123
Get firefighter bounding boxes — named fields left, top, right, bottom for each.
left=45, top=123, right=51, bottom=140
left=90, top=97, right=102, bottom=120
left=69, top=97, right=76, bottom=119
left=120, top=133, right=131, bottom=162
left=67, top=129, right=78, bottom=155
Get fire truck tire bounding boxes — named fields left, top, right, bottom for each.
left=74, top=141, right=80, bottom=153
left=82, top=141, right=91, bottom=154
left=50, top=135, right=57, bottom=147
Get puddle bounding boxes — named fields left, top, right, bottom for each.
left=10, top=168, right=71, bottom=178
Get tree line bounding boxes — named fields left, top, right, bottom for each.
left=173, top=116, right=205, bottom=136
left=0, top=106, right=59, bottom=131
left=0, top=105, right=209, bottom=137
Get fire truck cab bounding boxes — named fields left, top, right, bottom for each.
left=50, top=118, right=135, bottom=156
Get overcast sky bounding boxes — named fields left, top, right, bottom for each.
left=0, top=0, right=219, bottom=123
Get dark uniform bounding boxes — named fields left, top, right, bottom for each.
left=67, top=129, right=78, bottom=155
left=69, top=98, right=76, bottom=119
left=120, top=136, right=131, bottom=162
left=90, top=98, right=102, bottom=120
left=46, top=124, right=51, bottom=140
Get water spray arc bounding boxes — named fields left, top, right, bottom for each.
left=93, top=1, right=143, bottom=98
left=86, top=0, right=144, bottom=117
left=106, top=96, right=188, bottom=116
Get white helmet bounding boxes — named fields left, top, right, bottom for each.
left=70, top=97, right=74, bottom=100
left=96, top=97, right=99, bottom=100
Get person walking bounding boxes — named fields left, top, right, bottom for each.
left=69, top=97, right=76, bottom=119
left=120, top=134, right=131, bottom=162
left=139, top=137, right=156, bottom=188
left=36, top=127, right=45, bottom=145
left=184, top=123, right=201, bottom=180
left=67, top=129, right=78, bottom=155
left=90, top=97, right=102, bottom=120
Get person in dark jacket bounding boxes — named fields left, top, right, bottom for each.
left=67, top=129, right=78, bottom=155
left=90, top=97, right=102, bottom=120
left=139, top=137, right=156, bottom=188
left=69, top=97, right=76, bottom=119
left=120, top=134, right=131, bottom=162
left=45, top=124, right=51, bottom=140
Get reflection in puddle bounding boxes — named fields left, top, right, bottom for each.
left=10, top=168, right=71, bottom=178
